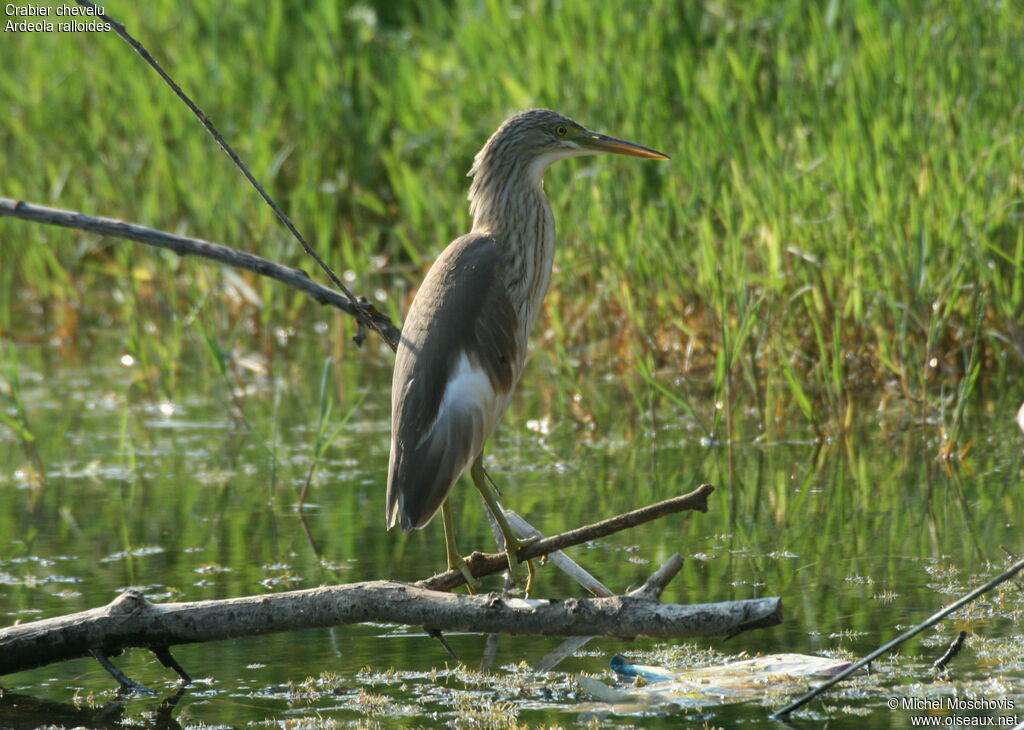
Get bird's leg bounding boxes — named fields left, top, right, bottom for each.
left=469, top=457, right=537, bottom=584
left=442, top=500, right=479, bottom=592
left=481, top=463, right=503, bottom=497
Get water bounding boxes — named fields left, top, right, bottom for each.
left=1, top=325, right=1022, bottom=728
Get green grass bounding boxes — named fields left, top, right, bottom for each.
left=1, top=0, right=1022, bottom=445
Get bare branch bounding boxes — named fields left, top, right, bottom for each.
left=933, top=630, right=967, bottom=674
left=418, top=484, right=714, bottom=592
left=89, top=648, right=155, bottom=695
left=0, top=197, right=401, bottom=349
left=629, top=553, right=685, bottom=602
left=504, top=510, right=614, bottom=597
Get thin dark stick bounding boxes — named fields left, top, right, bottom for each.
left=418, top=484, right=714, bottom=592
left=932, top=630, right=967, bottom=673
left=771, top=557, right=1024, bottom=720
left=152, top=646, right=193, bottom=684
left=427, top=629, right=460, bottom=661
left=0, top=198, right=401, bottom=348
left=73, top=0, right=389, bottom=348
left=89, top=648, right=155, bottom=695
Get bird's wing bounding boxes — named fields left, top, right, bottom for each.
left=387, top=233, right=518, bottom=530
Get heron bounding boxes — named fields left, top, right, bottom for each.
left=386, top=109, right=668, bottom=587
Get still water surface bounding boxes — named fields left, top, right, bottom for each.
left=1, top=326, right=1021, bottom=728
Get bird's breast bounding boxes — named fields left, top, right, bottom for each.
left=506, top=202, right=556, bottom=345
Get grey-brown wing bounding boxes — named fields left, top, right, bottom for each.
left=386, top=233, right=518, bottom=531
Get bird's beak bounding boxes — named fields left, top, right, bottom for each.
left=575, top=130, right=669, bottom=160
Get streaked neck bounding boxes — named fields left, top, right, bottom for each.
left=469, top=157, right=551, bottom=236
left=467, top=158, right=556, bottom=338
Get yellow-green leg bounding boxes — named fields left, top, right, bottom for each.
left=442, top=500, right=480, bottom=591
left=469, top=457, right=537, bottom=588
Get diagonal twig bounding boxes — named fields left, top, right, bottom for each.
left=89, top=648, right=155, bottom=695
left=152, top=646, right=192, bottom=684
left=932, top=630, right=967, bottom=674
left=73, top=0, right=391, bottom=349
left=504, top=510, right=614, bottom=597
left=417, top=484, right=714, bottom=592
left=771, top=556, right=1024, bottom=720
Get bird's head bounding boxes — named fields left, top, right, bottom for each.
left=471, top=109, right=668, bottom=187
left=467, top=109, right=667, bottom=231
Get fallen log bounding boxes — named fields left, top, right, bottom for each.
left=0, top=580, right=782, bottom=677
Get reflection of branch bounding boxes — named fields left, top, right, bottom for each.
left=0, top=197, right=401, bottom=349
left=0, top=686, right=186, bottom=730
left=418, top=484, right=715, bottom=592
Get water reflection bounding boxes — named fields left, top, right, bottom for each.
left=0, top=332, right=1021, bottom=727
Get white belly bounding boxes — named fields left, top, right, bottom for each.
left=422, top=351, right=511, bottom=460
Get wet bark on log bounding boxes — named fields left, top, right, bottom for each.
left=0, top=583, right=782, bottom=676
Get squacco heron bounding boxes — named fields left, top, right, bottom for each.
left=387, top=109, right=668, bottom=586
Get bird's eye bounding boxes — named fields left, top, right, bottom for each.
left=555, top=125, right=568, bottom=137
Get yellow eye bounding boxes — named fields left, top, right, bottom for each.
left=555, top=125, right=568, bottom=137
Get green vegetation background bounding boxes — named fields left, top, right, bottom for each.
left=2, top=0, right=1022, bottom=441
left=1, top=6, right=1022, bottom=723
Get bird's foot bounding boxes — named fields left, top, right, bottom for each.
left=449, top=554, right=480, bottom=593
left=503, top=534, right=539, bottom=591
